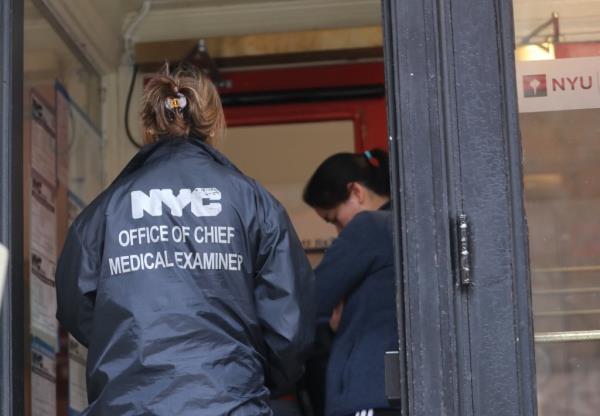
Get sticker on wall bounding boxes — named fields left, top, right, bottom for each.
left=31, top=339, right=57, bottom=416
left=30, top=188, right=57, bottom=261
left=31, top=113, right=57, bottom=187
left=68, top=335, right=88, bottom=416
left=30, top=251, right=58, bottom=351
left=516, top=56, right=600, bottom=113
left=32, top=93, right=56, bottom=136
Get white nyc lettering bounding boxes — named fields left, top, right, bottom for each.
left=131, top=188, right=222, bottom=219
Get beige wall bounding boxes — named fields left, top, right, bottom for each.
left=103, top=66, right=144, bottom=183
left=220, top=121, right=355, bottom=249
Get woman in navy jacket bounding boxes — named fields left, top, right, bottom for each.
left=55, top=66, right=315, bottom=415
left=303, top=150, right=399, bottom=416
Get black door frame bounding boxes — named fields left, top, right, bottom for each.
left=382, top=0, right=537, bottom=415
left=2, top=0, right=536, bottom=414
left=0, top=0, right=25, bottom=415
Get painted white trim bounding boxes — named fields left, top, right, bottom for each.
left=0, top=245, right=8, bottom=307
left=123, top=0, right=153, bottom=65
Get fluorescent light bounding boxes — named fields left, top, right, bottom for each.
left=516, top=43, right=556, bottom=61
left=524, top=173, right=563, bottom=191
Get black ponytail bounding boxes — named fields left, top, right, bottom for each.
left=303, top=148, right=390, bottom=209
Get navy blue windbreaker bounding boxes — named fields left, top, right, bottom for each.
left=315, top=205, right=398, bottom=416
left=55, top=137, right=316, bottom=415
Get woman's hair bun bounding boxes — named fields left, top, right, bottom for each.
left=303, top=148, right=390, bottom=209
left=141, top=63, right=225, bottom=144
left=363, top=148, right=390, bottom=195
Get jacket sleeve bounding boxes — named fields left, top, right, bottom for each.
left=314, top=213, right=375, bottom=319
left=254, top=191, right=316, bottom=396
left=55, top=223, right=98, bottom=348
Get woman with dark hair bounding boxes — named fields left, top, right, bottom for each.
left=55, top=65, right=315, bottom=415
left=304, top=149, right=399, bottom=416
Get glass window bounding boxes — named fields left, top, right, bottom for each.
left=24, top=1, right=104, bottom=414
left=514, top=2, right=600, bottom=414
left=24, top=0, right=101, bottom=126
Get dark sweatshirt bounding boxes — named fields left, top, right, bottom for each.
left=315, top=204, right=398, bottom=416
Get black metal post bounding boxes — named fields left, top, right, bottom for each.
left=0, top=0, right=25, bottom=415
left=381, top=1, right=409, bottom=414
left=382, top=0, right=536, bottom=414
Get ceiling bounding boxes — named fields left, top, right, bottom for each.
left=120, top=0, right=382, bottom=42
left=88, top=0, right=600, bottom=44
left=23, top=0, right=600, bottom=75
left=25, top=0, right=382, bottom=73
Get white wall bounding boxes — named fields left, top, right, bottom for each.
left=102, top=66, right=145, bottom=183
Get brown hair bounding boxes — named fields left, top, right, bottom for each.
left=141, top=64, right=225, bottom=145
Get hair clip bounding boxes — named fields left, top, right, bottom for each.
left=364, top=150, right=380, bottom=167
left=165, top=93, right=187, bottom=112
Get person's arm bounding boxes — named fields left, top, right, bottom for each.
left=315, top=213, right=376, bottom=319
left=254, top=191, right=316, bottom=395
left=55, top=224, right=98, bottom=348
left=329, top=301, right=344, bottom=332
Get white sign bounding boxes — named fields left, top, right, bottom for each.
left=0, top=244, right=8, bottom=307
left=31, top=121, right=57, bottom=186
left=68, top=335, right=88, bottom=414
left=31, top=193, right=57, bottom=261
left=31, top=341, right=56, bottom=416
left=516, top=57, right=600, bottom=113
left=30, top=251, right=58, bottom=350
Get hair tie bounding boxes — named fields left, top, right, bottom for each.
left=364, top=150, right=380, bottom=167
left=165, top=93, right=187, bottom=112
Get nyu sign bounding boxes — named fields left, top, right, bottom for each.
left=131, top=188, right=222, bottom=219
left=517, top=57, right=600, bottom=113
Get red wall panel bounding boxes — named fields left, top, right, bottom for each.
left=222, top=62, right=388, bottom=151
left=555, top=42, right=600, bottom=58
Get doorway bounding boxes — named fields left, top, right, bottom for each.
left=1, top=0, right=550, bottom=415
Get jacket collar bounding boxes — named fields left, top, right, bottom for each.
left=113, top=136, right=241, bottom=185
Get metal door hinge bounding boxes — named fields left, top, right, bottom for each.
left=457, top=214, right=472, bottom=286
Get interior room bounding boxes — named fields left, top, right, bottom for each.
left=17, top=0, right=600, bottom=415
